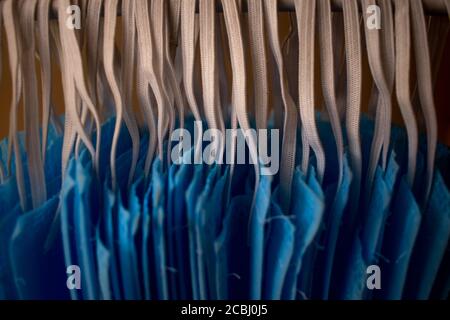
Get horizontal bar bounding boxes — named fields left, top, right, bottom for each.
left=49, top=0, right=449, bottom=18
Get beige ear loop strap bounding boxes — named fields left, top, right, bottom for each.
left=394, top=0, right=418, bottom=187
left=181, top=0, right=203, bottom=163
left=411, top=0, right=438, bottom=205
left=20, top=0, right=47, bottom=209
left=3, top=0, right=27, bottom=210
left=282, top=12, right=298, bottom=107
left=264, top=0, right=298, bottom=211
left=120, top=0, right=141, bottom=187
left=342, top=0, right=362, bottom=222
left=332, top=12, right=347, bottom=122
left=152, top=0, right=176, bottom=168
left=221, top=0, right=260, bottom=206
left=135, top=0, right=167, bottom=174
left=163, top=0, right=185, bottom=136
left=199, top=0, right=218, bottom=132
left=75, top=0, right=101, bottom=158
left=248, top=0, right=269, bottom=131
left=37, top=0, right=52, bottom=163
left=380, top=0, right=395, bottom=169
left=362, top=0, right=391, bottom=200
left=49, top=18, right=75, bottom=180
left=169, top=0, right=181, bottom=59
left=57, top=0, right=101, bottom=176
left=318, top=0, right=345, bottom=189
left=200, top=0, right=225, bottom=161
left=295, top=0, right=326, bottom=183
left=103, top=0, right=126, bottom=189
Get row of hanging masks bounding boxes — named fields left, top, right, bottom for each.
left=0, top=0, right=449, bottom=300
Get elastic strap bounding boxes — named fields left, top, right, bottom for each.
left=411, top=0, right=438, bottom=205
left=342, top=0, right=362, bottom=222
left=3, top=0, right=27, bottom=210
left=264, top=0, right=298, bottom=211
left=37, top=0, right=52, bottom=164
left=135, top=0, right=168, bottom=172
left=295, top=0, right=325, bottom=183
left=181, top=0, right=203, bottom=162
left=394, top=0, right=418, bottom=187
left=57, top=0, right=101, bottom=175
left=221, top=0, right=260, bottom=206
left=152, top=0, right=176, bottom=168
left=248, top=0, right=269, bottom=131
left=120, top=0, right=141, bottom=186
left=20, top=0, right=47, bottom=209
left=362, top=0, right=391, bottom=199
left=318, top=0, right=344, bottom=188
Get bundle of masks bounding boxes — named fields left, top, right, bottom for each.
left=0, top=0, right=449, bottom=300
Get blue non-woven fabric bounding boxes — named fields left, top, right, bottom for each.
left=141, top=175, right=153, bottom=300
left=173, top=157, right=195, bottom=300
left=340, top=152, right=399, bottom=299
left=249, top=174, right=272, bottom=300
left=404, top=171, right=450, bottom=299
left=166, top=164, right=179, bottom=299
left=185, top=164, right=206, bottom=300
left=95, top=224, right=112, bottom=300
left=282, top=167, right=325, bottom=300
left=151, top=158, right=169, bottom=300
left=376, top=176, right=421, bottom=300
left=0, top=204, right=22, bottom=299
left=195, top=165, right=221, bottom=299
left=117, top=196, right=140, bottom=300
left=214, top=195, right=252, bottom=300
left=202, top=166, right=229, bottom=300
left=102, top=181, right=122, bottom=300
left=8, top=195, right=68, bottom=299
left=263, top=195, right=295, bottom=300
left=73, top=156, right=100, bottom=300
left=60, top=159, right=80, bottom=300
left=315, top=155, right=353, bottom=299
left=294, top=167, right=326, bottom=300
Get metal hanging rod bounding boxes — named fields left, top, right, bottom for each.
left=48, top=0, right=448, bottom=18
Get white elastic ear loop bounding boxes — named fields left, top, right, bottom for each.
left=411, top=0, right=438, bottom=205
left=394, top=0, right=418, bottom=187
left=362, top=0, right=392, bottom=201
left=37, top=0, right=52, bottom=163
left=295, top=0, right=326, bottom=183
left=135, top=0, right=167, bottom=175
left=221, top=0, right=260, bottom=208
left=57, top=0, right=101, bottom=175
left=120, top=0, right=141, bottom=187
left=3, top=0, right=27, bottom=210
left=152, top=0, right=176, bottom=168
left=20, top=0, right=48, bottom=209
left=103, top=0, right=126, bottom=190
left=181, top=0, right=203, bottom=163
left=248, top=0, right=269, bottom=131
left=264, top=0, right=298, bottom=211
left=342, top=0, right=363, bottom=224
left=318, top=0, right=344, bottom=189
left=200, top=0, right=225, bottom=162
